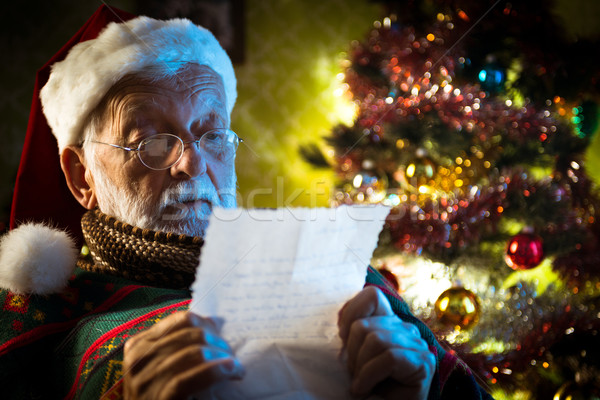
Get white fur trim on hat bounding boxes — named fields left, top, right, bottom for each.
left=0, top=223, right=78, bottom=295
left=40, top=16, right=237, bottom=152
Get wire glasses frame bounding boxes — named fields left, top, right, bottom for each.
left=88, top=129, right=241, bottom=170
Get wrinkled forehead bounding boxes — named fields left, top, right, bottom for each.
left=95, top=64, right=229, bottom=135
left=109, top=63, right=227, bottom=108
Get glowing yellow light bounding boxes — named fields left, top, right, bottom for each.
left=427, top=33, right=435, bottom=41
left=396, top=139, right=405, bottom=149
left=437, top=13, right=445, bottom=21
left=455, top=179, right=463, bottom=187
left=455, top=166, right=463, bottom=174
left=406, top=163, right=416, bottom=177
left=438, top=297, right=449, bottom=312
left=383, top=17, right=391, bottom=28
left=385, top=96, right=394, bottom=104
left=353, top=174, right=363, bottom=188
left=313, top=54, right=358, bottom=125
left=505, top=99, right=513, bottom=107
left=463, top=298, right=476, bottom=313
left=484, top=161, right=491, bottom=168
left=542, top=362, right=549, bottom=368
left=492, top=366, right=499, bottom=373
left=455, top=157, right=463, bottom=164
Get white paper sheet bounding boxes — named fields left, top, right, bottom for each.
left=189, top=205, right=390, bottom=399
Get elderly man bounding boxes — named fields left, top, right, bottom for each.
left=0, top=6, right=491, bottom=400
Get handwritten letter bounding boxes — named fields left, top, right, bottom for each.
left=190, top=205, right=389, bottom=399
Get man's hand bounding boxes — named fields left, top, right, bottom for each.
left=338, top=286, right=436, bottom=399
left=123, top=311, right=244, bottom=399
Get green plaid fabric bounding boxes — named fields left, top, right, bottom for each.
left=0, top=268, right=190, bottom=399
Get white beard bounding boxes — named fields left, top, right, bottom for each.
left=90, top=163, right=237, bottom=238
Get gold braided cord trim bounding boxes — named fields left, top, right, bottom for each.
left=80, top=209, right=203, bottom=289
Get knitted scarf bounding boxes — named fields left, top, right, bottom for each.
left=78, top=208, right=204, bottom=289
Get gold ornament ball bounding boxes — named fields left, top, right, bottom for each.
left=399, top=155, right=437, bottom=190
left=553, top=381, right=597, bottom=400
left=434, top=287, right=481, bottom=330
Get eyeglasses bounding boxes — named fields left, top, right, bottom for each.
left=89, top=129, right=241, bottom=170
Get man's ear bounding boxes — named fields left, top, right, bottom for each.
left=60, top=146, right=98, bottom=210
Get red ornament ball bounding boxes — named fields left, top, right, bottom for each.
left=505, top=233, right=544, bottom=270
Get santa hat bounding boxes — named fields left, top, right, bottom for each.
left=41, top=10, right=237, bottom=152
left=4, top=5, right=236, bottom=294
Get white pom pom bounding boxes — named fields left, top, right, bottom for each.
left=0, top=223, right=78, bottom=295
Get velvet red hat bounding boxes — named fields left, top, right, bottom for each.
left=9, top=5, right=135, bottom=245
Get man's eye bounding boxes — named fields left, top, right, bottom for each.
left=203, top=133, right=227, bottom=147
left=203, top=132, right=220, bottom=141
left=144, top=137, right=173, bottom=155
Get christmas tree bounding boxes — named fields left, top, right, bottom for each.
left=305, top=0, right=600, bottom=398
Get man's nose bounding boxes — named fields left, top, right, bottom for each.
left=171, top=140, right=207, bottom=179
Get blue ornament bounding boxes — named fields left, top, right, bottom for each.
left=478, top=64, right=505, bottom=92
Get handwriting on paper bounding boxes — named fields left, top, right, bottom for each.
left=190, top=205, right=389, bottom=399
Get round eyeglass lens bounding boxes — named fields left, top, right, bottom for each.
left=139, top=134, right=183, bottom=169
left=200, top=129, right=238, bottom=161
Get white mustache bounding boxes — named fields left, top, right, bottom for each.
left=157, top=181, right=237, bottom=223
left=159, top=181, right=221, bottom=209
